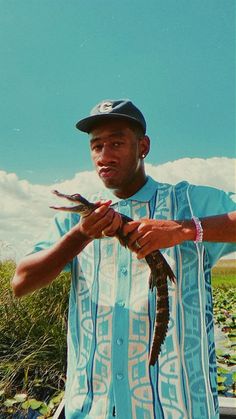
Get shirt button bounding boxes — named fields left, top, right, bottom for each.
left=116, top=373, right=124, bottom=380
left=120, top=200, right=127, bottom=206
left=116, top=337, right=123, bottom=346
left=120, top=267, right=128, bottom=276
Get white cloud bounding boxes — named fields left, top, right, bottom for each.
left=145, top=157, right=236, bottom=192
left=0, top=157, right=235, bottom=261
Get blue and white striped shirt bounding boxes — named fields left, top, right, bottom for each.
left=32, top=177, right=236, bottom=419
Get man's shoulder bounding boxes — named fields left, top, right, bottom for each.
left=150, top=178, right=190, bottom=192
left=156, top=179, right=231, bottom=196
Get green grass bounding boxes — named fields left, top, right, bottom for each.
left=0, top=258, right=235, bottom=415
left=212, top=275, right=236, bottom=288
left=212, top=260, right=236, bottom=288
left=0, top=260, right=70, bottom=416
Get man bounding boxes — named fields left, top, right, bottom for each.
left=13, top=99, right=236, bottom=419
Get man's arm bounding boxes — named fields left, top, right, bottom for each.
left=12, top=203, right=121, bottom=297
left=122, top=211, right=236, bottom=259
left=200, top=212, right=236, bottom=242
left=12, top=228, right=91, bottom=297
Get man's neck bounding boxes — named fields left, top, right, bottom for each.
left=112, top=175, right=148, bottom=199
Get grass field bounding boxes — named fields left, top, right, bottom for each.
left=0, top=258, right=235, bottom=415
left=212, top=259, right=236, bottom=288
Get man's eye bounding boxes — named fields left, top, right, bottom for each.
left=92, top=144, right=102, bottom=151
left=113, top=142, right=121, bottom=147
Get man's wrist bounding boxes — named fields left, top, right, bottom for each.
left=180, top=219, right=197, bottom=242
left=55, top=226, right=92, bottom=265
left=67, top=225, right=92, bottom=247
left=192, top=216, right=203, bottom=243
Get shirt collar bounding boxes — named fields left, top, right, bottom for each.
left=102, top=176, right=158, bottom=204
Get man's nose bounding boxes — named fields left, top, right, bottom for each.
left=97, top=145, right=115, bottom=165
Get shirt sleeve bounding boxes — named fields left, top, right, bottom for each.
left=27, top=211, right=80, bottom=272
left=187, top=184, right=236, bottom=267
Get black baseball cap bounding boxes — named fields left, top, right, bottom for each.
left=76, top=99, right=146, bottom=134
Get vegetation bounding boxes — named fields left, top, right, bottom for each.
left=212, top=259, right=236, bottom=288
left=0, top=258, right=235, bottom=416
left=0, top=260, right=69, bottom=417
left=212, top=260, right=236, bottom=397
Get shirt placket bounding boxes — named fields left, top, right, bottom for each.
left=111, top=199, right=132, bottom=418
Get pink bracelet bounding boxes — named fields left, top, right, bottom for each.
left=192, top=216, right=203, bottom=243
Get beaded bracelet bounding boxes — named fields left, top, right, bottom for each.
left=192, top=216, right=203, bottom=243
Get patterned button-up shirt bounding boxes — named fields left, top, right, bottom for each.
left=32, top=177, right=236, bottom=419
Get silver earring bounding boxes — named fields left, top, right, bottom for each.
left=142, top=154, right=146, bottom=158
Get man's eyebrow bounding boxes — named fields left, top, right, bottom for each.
left=90, top=137, right=100, bottom=144
left=90, top=130, right=125, bottom=143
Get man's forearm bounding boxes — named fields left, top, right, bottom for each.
left=122, top=211, right=236, bottom=259
left=198, top=211, right=236, bottom=243
left=12, top=227, right=91, bottom=297
left=180, top=212, right=236, bottom=243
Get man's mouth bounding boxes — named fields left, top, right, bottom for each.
left=98, top=167, right=117, bottom=179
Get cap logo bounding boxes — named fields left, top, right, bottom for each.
left=98, top=101, right=113, bottom=113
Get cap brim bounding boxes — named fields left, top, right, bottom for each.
left=76, top=113, right=145, bottom=133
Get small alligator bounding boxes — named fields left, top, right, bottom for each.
left=50, top=190, right=176, bottom=366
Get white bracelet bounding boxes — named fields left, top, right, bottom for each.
left=192, top=216, right=203, bottom=243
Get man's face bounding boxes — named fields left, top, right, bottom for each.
left=89, top=119, right=148, bottom=194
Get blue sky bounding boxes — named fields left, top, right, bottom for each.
left=0, top=0, right=235, bottom=184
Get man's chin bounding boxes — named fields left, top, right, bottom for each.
left=100, top=177, right=119, bottom=189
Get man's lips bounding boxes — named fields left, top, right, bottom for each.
left=98, top=167, right=117, bottom=178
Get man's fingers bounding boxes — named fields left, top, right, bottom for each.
left=94, top=199, right=112, bottom=207
left=93, top=203, right=112, bottom=216
left=101, top=213, right=122, bottom=237
left=85, top=208, right=122, bottom=238
left=122, top=221, right=140, bottom=236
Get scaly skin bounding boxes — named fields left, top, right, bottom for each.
left=51, top=190, right=176, bottom=366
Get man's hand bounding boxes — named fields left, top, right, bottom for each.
left=122, top=218, right=194, bottom=259
left=122, top=212, right=236, bottom=258
left=78, top=201, right=122, bottom=239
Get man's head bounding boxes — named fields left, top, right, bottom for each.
left=76, top=99, right=150, bottom=198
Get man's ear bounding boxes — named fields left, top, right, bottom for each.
left=139, top=135, right=150, bottom=158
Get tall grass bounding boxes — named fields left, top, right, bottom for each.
left=0, top=260, right=70, bottom=403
